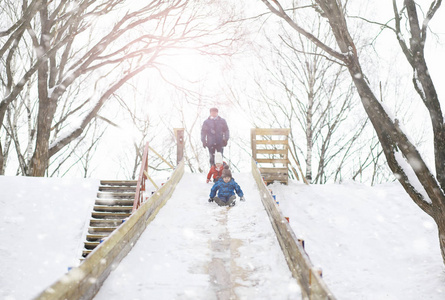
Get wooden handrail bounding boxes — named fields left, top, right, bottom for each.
left=133, top=142, right=150, bottom=213
left=251, top=158, right=335, bottom=299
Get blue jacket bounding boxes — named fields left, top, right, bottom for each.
left=201, top=116, right=230, bottom=147
left=210, top=178, right=244, bottom=199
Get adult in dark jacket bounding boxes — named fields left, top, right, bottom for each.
left=201, top=107, right=230, bottom=166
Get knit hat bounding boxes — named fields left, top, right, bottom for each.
left=215, top=152, right=223, bottom=165
left=222, top=167, right=232, bottom=179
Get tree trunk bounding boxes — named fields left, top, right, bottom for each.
left=305, top=91, right=314, bottom=182
left=434, top=212, right=445, bottom=264
left=29, top=2, right=55, bottom=177
left=0, top=143, right=4, bottom=175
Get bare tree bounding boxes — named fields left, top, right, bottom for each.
left=260, top=0, right=445, bottom=264
left=235, top=11, right=385, bottom=184
left=0, top=0, right=237, bottom=176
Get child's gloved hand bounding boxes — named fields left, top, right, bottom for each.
left=240, top=196, right=245, bottom=202
left=206, top=179, right=210, bottom=183
left=208, top=198, right=214, bottom=202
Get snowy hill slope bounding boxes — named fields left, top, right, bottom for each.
left=272, top=180, right=445, bottom=299
left=0, top=176, right=99, bottom=300
left=1, top=174, right=444, bottom=299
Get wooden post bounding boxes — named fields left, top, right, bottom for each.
left=251, top=128, right=257, bottom=160
left=174, top=128, right=184, bottom=165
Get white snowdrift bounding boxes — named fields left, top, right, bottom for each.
left=0, top=175, right=99, bottom=300
left=0, top=173, right=444, bottom=299
left=272, top=180, right=445, bottom=299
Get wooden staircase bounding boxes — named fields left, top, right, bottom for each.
left=251, top=128, right=291, bottom=184
left=81, top=180, right=137, bottom=259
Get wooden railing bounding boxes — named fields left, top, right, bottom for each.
left=252, top=158, right=335, bottom=299
left=133, top=142, right=150, bottom=212
left=132, top=130, right=183, bottom=213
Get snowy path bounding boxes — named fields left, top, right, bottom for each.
left=94, top=172, right=300, bottom=299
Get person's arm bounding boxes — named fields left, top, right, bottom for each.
left=210, top=182, right=219, bottom=198
left=222, top=119, right=230, bottom=141
left=234, top=181, right=243, bottom=197
left=201, top=120, right=208, bottom=146
left=206, top=166, right=214, bottom=182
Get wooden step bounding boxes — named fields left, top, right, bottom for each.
left=255, top=140, right=288, bottom=145
left=99, top=186, right=137, bottom=192
left=256, top=158, right=289, bottom=164
left=84, top=241, right=101, bottom=250
left=88, top=226, right=118, bottom=233
left=94, top=199, right=134, bottom=206
left=81, top=179, right=138, bottom=260
left=259, top=167, right=288, bottom=173
left=256, top=149, right=288, bottom=155
left=86, top=233, right=110, bottom=242
left=100, top=180, right=137, bottom=186
left=92, top=211, right=131, bottom=219
left=93, top=205, right=133, bottom=212
left=90, top=219, right=126, bottom=227
left=82, top=249, right=93, bottom=257
left=97, top=192, right=135, bottom=199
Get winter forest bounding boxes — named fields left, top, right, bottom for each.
left=3, top=0, right=444, bottom=182
left=2, top=0, right=445, bottom=299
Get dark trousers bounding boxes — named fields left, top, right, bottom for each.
left=208, top=145, right=224, bottom=166
left=214, top=195, right=236, bottom=206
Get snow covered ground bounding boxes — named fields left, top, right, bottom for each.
left=0, top=176, right=99, bottom=300
left=1, top=173, right=444, bottom=299
left=95, top=173, right=299, bottom=300
left=272, top=180, right=445, bottom=299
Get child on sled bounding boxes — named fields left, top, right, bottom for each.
left=206, top=152, right=227, bottom=183
left=209, top=167, right=245, bottom=207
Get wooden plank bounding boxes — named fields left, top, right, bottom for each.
left=90, top=219, right=124, bottom=227
left=261, top=173, right=288, bottom=180
left=100, top=180, right=137, bottom=186
left=93, top=205, right=133, bottom=212
left=86, top=234, right=109, bottom=241
left=144, top=170, right=159, bottom=190
left=253, top=128, right=291, bottom=136
left=259, top=167, right=288, bottom=173
left=84, top=241, right=100, bottom=249
left=97, top=192, right=135, bottom=199
left=251, top=158, right=336, bottom=300
left=255, top=140, right=288, bottom=145
left=256, top=158, right=289, bottom=164
left=256, top=149, right=288, bottom=155
left=148, top=145, right=175, bottom=169
left=251, top=128, right=257, bottom=159
left=94, top=199, right=134, bottom=206
left=175, top=128, right=184, bottom=164
left=88, top=226, right=117, bottom=233
left=92, top=212, right=131, bottom=219
left=34, top=160, right=185, bottom=300
left=98, top=186, right=136, bottom=192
